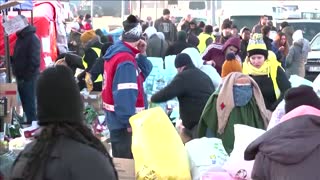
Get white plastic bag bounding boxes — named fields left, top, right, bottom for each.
left=223, top=124, right=266, bottom=180
left=313, top=74, right=320, bottom=96
left=289, top=75, right=313, bottom=88
left=267, top=100, right=285, bottom=130
left=185, top=138, right=229, bottom=180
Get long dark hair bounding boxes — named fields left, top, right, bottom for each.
left=21, top=122, right=117, bottom=180
left=274, top=32, right=289, bottom=56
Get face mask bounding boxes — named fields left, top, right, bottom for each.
left=233, top=84, right=253, bottom=107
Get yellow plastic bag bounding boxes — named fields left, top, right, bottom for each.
left=130, top=107, right=191, bottom=180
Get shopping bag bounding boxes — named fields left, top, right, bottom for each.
left=130, top=107, right=191, bottom=180
left=185, top=137, right=229, bottom=180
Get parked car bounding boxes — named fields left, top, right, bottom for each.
left=306, top=32, right=320, bottom=81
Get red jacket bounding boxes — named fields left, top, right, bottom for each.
left=102, top=48, right=145, bottom=113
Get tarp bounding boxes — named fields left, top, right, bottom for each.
left=12, top=0, right=33, bottom=11
left=0, top=2, right=58, bottom=71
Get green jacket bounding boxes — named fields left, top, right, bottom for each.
left=198, top=91, right=265, bottom=154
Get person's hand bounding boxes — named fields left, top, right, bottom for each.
left=85, top=72, right=93, bottom=92
left=137, top=39, right=147, bottom=55
left=279, top=46, right=285, bottom=52
left=55, top=58, right=67, bottom=66
left=127, top=127, right=132, bottom=133
left=206, top=60, right=216, bottom=67
left=180, top=18, right=186, bottom=24
left=71, top=41, right=77, bottom=46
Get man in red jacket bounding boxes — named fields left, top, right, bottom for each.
left=101, top=15, right=152, bottom=158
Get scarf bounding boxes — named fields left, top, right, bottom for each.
left=244, top=59, right=270, bottom=76
left=216, top=72, right=271, bottom=134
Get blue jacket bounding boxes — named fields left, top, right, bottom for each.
left=103, top=41, right=152, bottom=134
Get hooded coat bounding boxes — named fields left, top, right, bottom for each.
left=198, top=73, right=270, bottom=154
left=182, top=47, right=221, bottom=89
left=245, top=107, right=320, bottom=180
left=12, top=25, right=40, bottom=80
left=286, top=39, right=305, bottom=78
left=145, top=27, right=168, bottom=58
left=202, top=37, right=241, bottom=75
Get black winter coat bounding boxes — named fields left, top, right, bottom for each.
left=10, top=136, right=118, bottom=180
left=165, top=41, right=193, bottom=56
left=151, top=65, right=215, bottom=129
left=250, top=67, right=291, bottom=111
left=12, top=25, right=40, bottom=80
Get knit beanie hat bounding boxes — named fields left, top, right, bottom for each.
left=247, top=33, right=268, bottom=59
left=175, top=53, right=194, bottom=68
left=37, top=65, right=84, bottom=125
left=122, top=15, right=142, bottom=42
left=240, top=26, right=250, bottom=35
left=163, top=9, right=170, bottom=15
left=80, top=30, right=97, bottom=44
left=285, top=85, right=320, bottom=113
left=221, top=53, right=242, bottom=78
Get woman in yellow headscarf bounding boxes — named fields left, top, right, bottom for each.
left=243, top=34, right=291, bottom=111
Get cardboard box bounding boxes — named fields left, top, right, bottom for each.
left=113, top=158, right=135, bottom=180
left=81, top=91, right=103, bottom=115
left=0, top=83, right=17, bottom=123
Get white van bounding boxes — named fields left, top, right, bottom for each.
left=274, top=19, right=320, bottom=41
left=172, top=0, right=211, bottom=25
left=219, top=1, right=274, bottom=30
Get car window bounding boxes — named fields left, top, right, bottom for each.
left=230, top=16, right=272, bottom=31
left=311, top=35, right=320, bottom=50
left=193, top=18, right=207, bottom=24
left=189, top=2, right=205, bottom=10
left=175, top=16, right=183, bottom=22
left=276, top=22, right=320, bottom=41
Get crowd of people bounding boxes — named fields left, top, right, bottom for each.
left=2, top=7, right=320, bottom=179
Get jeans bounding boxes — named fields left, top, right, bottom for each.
left=110, top=129, right=133, bottom=159
left=17, top=76, right=37, bottom=124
